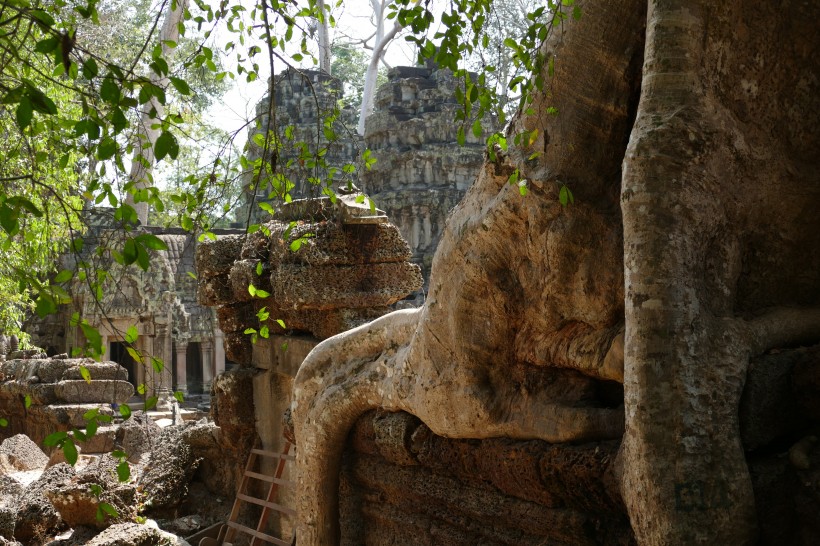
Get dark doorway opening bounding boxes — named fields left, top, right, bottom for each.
left=110, top=341, right=138, bottom=388
left=187, top=342, right=203, bottom=395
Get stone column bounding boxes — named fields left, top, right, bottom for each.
left=213, top=328, right=226, bottom=377
left=201, top=340, right=214, bottom=393
left=175, top=341, right=188, bottom=395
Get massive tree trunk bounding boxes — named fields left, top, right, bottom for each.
left=292, top=0, right=820, bottom=544
left=621, top=1, right=820, bottom=544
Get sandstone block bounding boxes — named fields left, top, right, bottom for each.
left=53, top=380, right=133, bottom=404
left=269, top=221, right=412, bottom=266
left=195, top=234, right=245, bottom=277
left=272, top=262, right=422, bottom=310
left=216, top=303, right=257, bottom=334
left=229, top=259, right=271, bottom=302
left=196, top=273, right=232, bottom=306
left=223, top=331, right=253, bottom=366
left=251, top=335, right=319, bottom=372
left=0, top=434, right=48, bottom=473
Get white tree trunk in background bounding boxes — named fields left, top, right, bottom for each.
left=317, top=0, right=331, bottom=73
left=126, top=0, right=188, bottom=226
left=356, top=0, right=401, bottom=135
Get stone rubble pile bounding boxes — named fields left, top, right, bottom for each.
left=0, top=418, right=230, bottom=545
left=0, top=357, right=132, bottom=447
left=197, top=196, right=423, bottom=364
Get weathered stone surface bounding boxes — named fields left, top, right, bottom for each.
left=85, top=521, right=192, bottom=546
left=229, top=258, right=271, bottom=302
left=223, top=331, right=253, bottom=366
left=196, top=273, right=232, bottom=306
left=0, top=434, right=48, bottom=472
left=15, top=462, right=75, bottom=540
left=272, top=262, right=422, bottom=310
left=46, top=455, right=137, bottom=530
left=0, top=475, right=21, bottom=538
left=251, top=335, right=319, bottom=373
left=791, top=345, right=820, bottom=421
left=195, top=234, right=246, bottom=277
left=740, top=348, right=813, bottom=451
left=140, top=427, right=201, bottom=510
left=340, top=414, right=635, bottom=546
left=1, top=357, right=125, bottom=446
left=209, top=369, right=258, bottom=497
left=339, top=412, right=635, bottom=546
left=53, top=380, right=133, bottom=404
left=269, top=221, right=412, bottom=266
left=216, top=302, right=257, bottom=334
left=114, top=412, right=162, bottom=463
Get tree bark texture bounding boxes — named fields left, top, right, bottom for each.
left=621, top=1, right=820, bottom=544
left=292, top=0, right=820, bottom=544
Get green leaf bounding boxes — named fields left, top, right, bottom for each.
left=119, top=404, right=132, bottom=418
left=472, top=119, right=482, bottom=138
left=125, top=326, right=138, bottom=344
left=100, top=76, right=119, bottom=103
left=98, top=501, right=118, bottom=520
left=457, top=126, right=466, bottom=146
left=144, top=396, right=158, bottom=411
left=122, top=238, right=137, bottom=265
left=16, top=96, right=33, bottom=130
left=24, top=394, right=31, bottom=408
left=173, top=391, right=184, bottom=403
left=35, top=293, right=57, bottom=317
left=83, top=58, right=99, bottom=79
left=97, top=138, right=117, bottom=160
left=80, top=322, right=102, bottom=355
left=150, top=357, right=163, bottom=373
left=169, top=77, right=191, bottom=95
left=80, top=366, right=91, bottom=383
left=154, top=131, right=179, bottom=161
left=86, top=418, right=98, bottom=438
left=275, top=319, right=286, bottom=329
left=135, top=233, right=168, bottom=250
left=35, top=36, right=60, bottom=53
left=126, top=346, right=141, bottom=363
left=111, top=108, right=127, bottom=133
left=116, top=461, right=130, bottom=482
left=63, top=438, right=78, bottom=465
left=44, top=431, right=68, bottom=447
left=0, top=418, right=7, bottom=427
left=137, top=384, right=146, bottom=395
left=54, top=269, right=74, bottom=283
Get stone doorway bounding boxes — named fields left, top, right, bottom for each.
left=186, top=341, right=203, bottom=394
left=109, top=341, right=138, bottom=388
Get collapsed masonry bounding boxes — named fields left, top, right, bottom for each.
left=196, top=195, right=423, bottom=538
left=0, top=357, right=131, bottom=447
left=241, top=65, right=494, bottom=300
left=0, top=355, right=255, bottom=542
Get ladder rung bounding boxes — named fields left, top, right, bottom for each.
left=225, top=520, right=291, bottom=546
left=237, top=492, right=297, bottom=516
left=251, top=448, right=296, bottom=461
left=244, top=470, right=294, bottom=487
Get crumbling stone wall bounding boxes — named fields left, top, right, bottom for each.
left=238, top=69, right=362, bottom=225
left=361, top=66, right=495, bottom=296
left=339, top=410, right=634, bottom=546
left=197, top=197, right=422, bottom=538
left=240, top=66, right=495, bottom=300
left=0, top=357, right=131, bottom=447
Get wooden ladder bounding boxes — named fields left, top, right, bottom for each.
left=210, top=441, right=296, bottom=546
